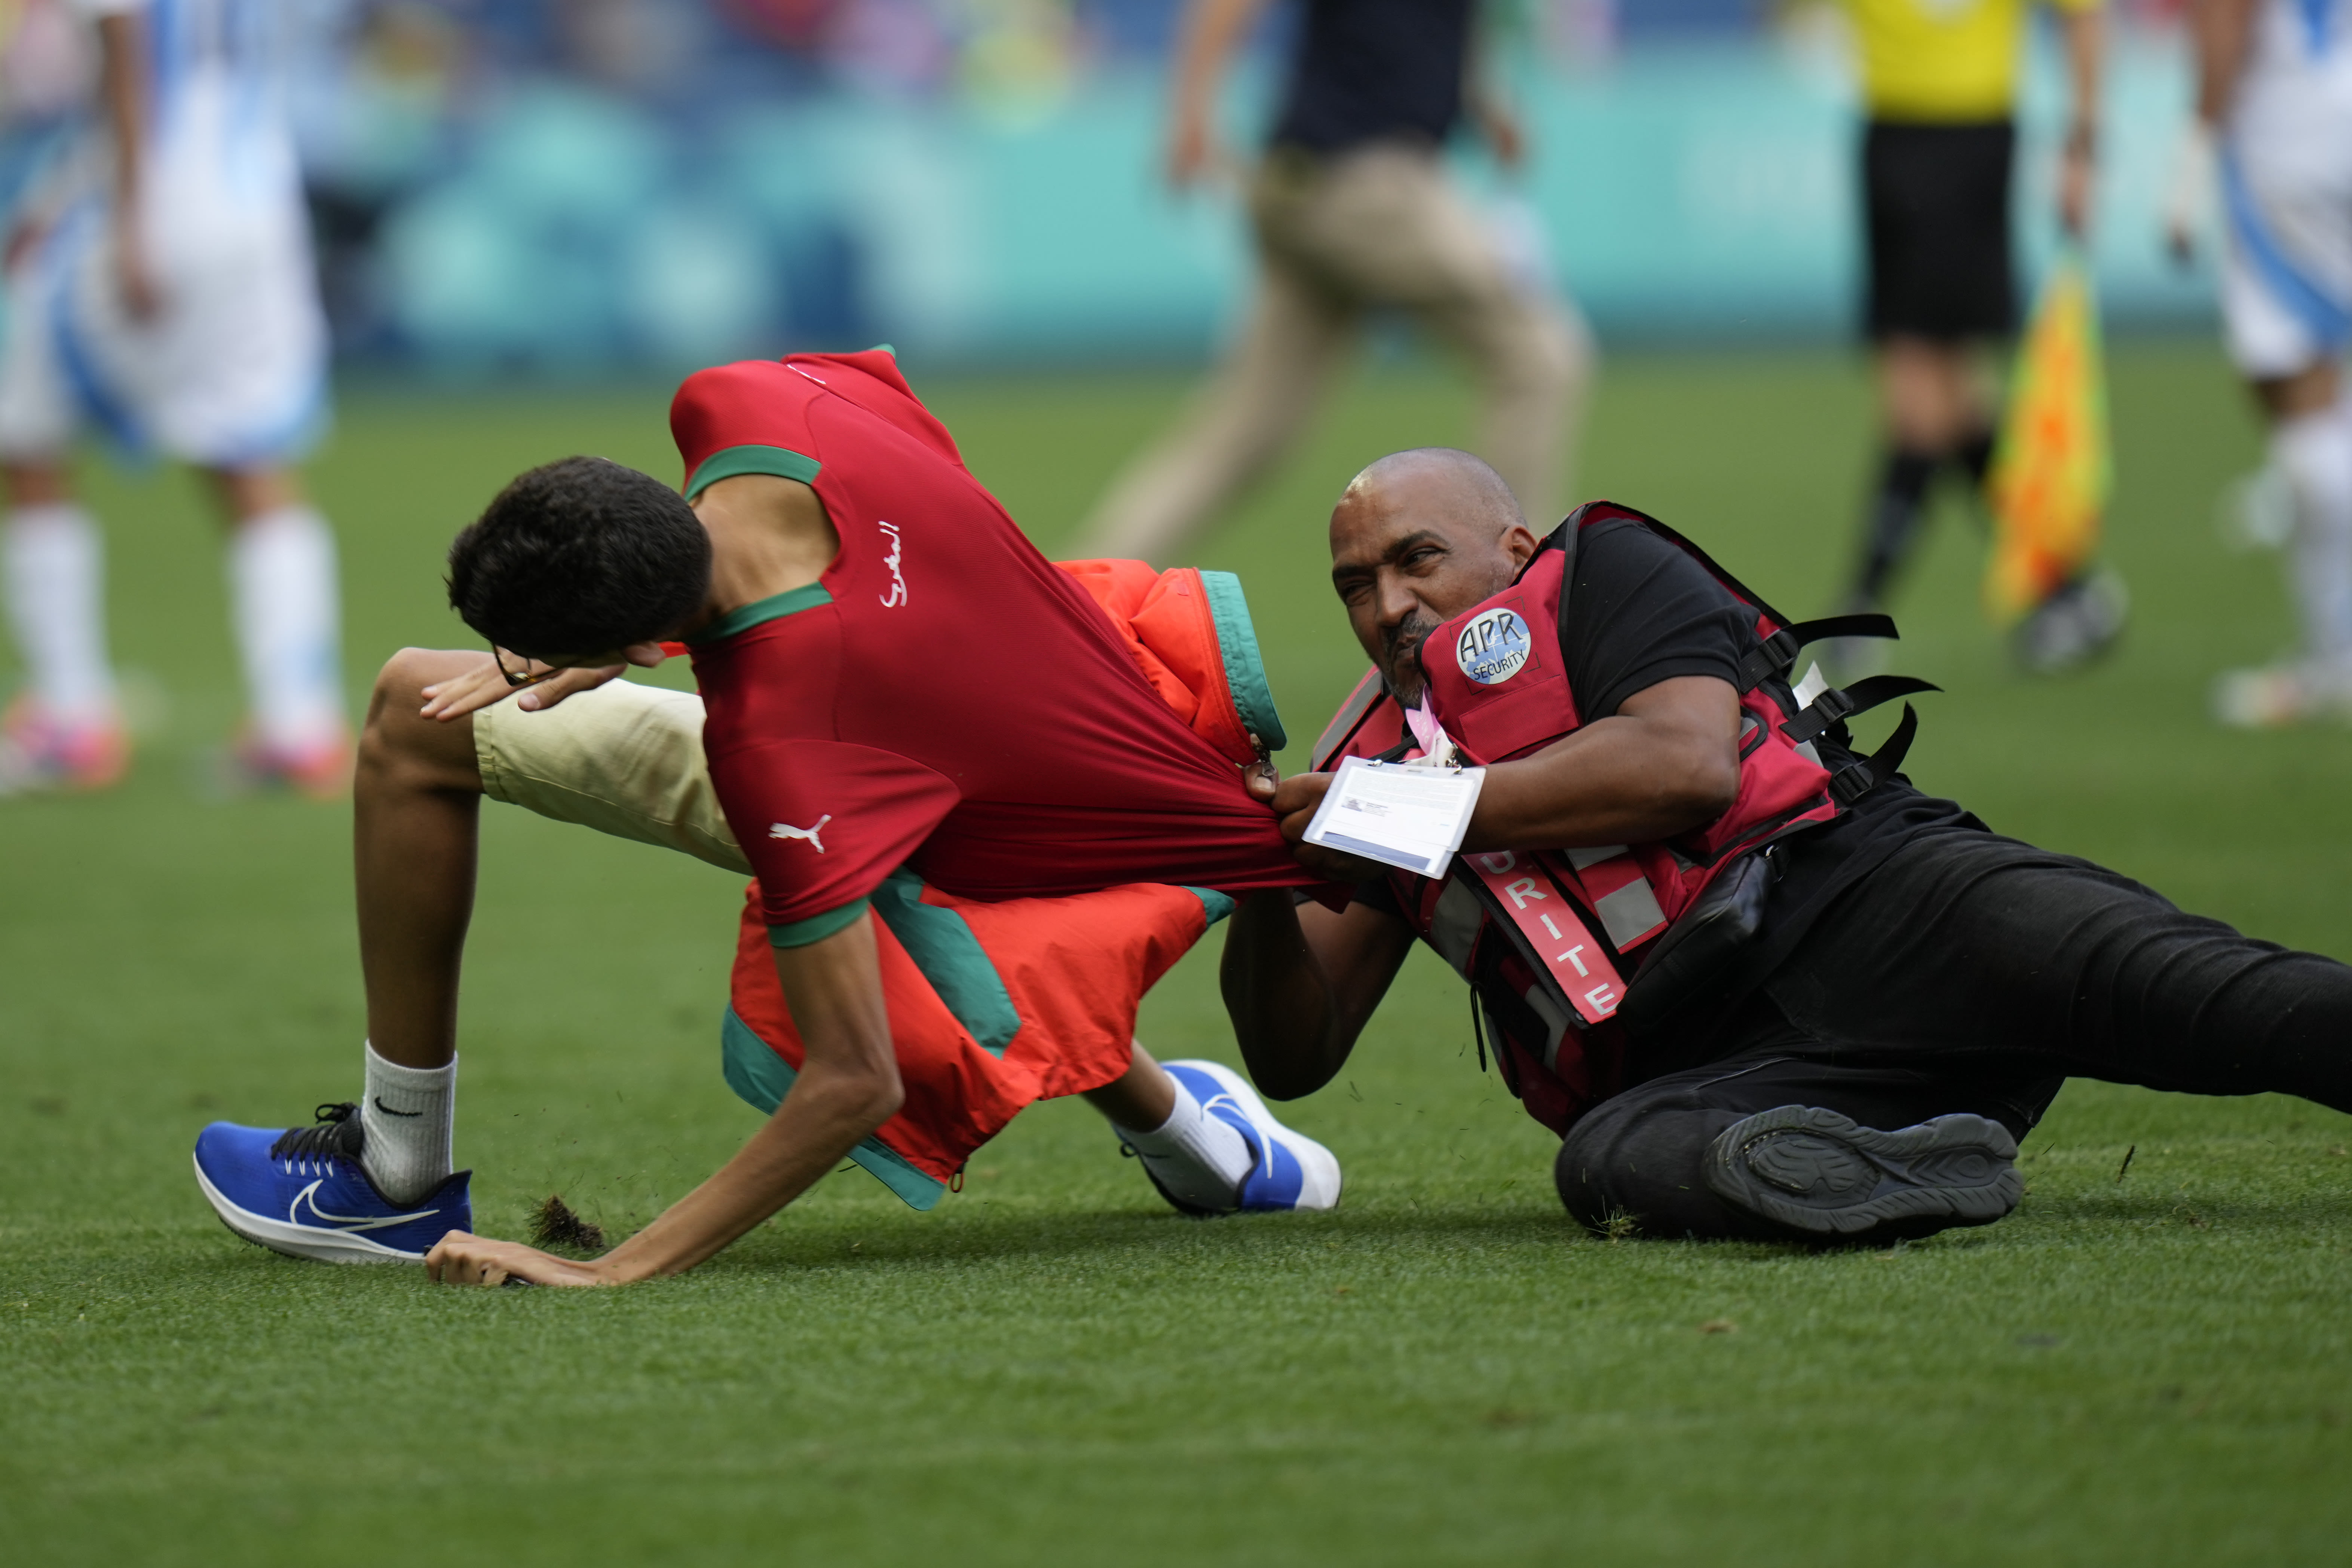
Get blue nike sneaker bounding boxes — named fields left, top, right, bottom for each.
left=1160, top=1059, right=1342, bottom=1213
left=193, top=1102, right=471, bottom=1264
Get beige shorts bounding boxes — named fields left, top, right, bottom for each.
left=472, top=678, right=750, bottom=876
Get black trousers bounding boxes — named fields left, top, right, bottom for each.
left=1558, top=828, right=2352, bottom=1240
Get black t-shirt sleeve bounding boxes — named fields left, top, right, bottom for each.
left=1561, top=519, right=1754, bottom=719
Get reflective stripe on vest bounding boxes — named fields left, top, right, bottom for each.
left=1464, top=851, right=1626, bottom=1025
left=1562, top=844, right=1668, bottom=950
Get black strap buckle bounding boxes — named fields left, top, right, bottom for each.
left=1737, top=628, right=1801, bottom=692
left=1735, top=613, right=1901, bottom=692
left=1828, top=702, right=1921, bottom=805
left=1780, top=674, right=1939, bottom=745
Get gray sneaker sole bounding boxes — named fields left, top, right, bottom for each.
left=1703, top=1105, right=2022, bottom=1240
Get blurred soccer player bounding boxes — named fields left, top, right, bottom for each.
left=1075, top=0, right=1590, bottom=565
left=2171, top=0, right=2352, bottom=726
left=0, top=0, right=346, bottom=794
left=1837, top=0, right=2114, bottom=665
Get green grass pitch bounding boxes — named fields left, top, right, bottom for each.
left=4, top=344, right=2351, bottom=1565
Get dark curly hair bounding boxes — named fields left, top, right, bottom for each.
left=447, top=457, right=712, bottom=656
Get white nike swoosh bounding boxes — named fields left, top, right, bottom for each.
left=288, top=1179, right=441, bottom=1232
left=1200, top=1092, right=1273, bottom=1175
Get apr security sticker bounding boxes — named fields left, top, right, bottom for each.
left=1455, top=607, right=1532, bottom=685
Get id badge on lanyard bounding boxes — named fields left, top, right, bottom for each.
left=1302, top=756, right=1485, bottom=879
left=1302, top=694, right=1485, bottom=879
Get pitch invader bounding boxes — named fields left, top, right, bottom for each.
left=2172, top=0, right=2352, bottom=725
left=191, top=350, right=1342, bottom=1284
left=0, top=0, right=347, bottom=793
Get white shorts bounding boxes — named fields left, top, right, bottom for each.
left=2220, top=91, right=2352, bottom=380
left=0, top=178, right=328, bottom=466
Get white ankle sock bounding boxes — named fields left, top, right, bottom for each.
left=227, top=505, right=344, bottom=753
left=4, top=503, right=116, bottom=722
left=1116, top=1078, right=1252, bottom=1212
left=359, top=1041, right=456, bottom=1204
left=2276, top=401, right=2352, bottom=672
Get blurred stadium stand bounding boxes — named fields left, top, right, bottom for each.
left=4, top=0, right=2214, bottom=374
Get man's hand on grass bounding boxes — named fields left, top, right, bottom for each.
left=424, top=1230, right=622, bottom=1288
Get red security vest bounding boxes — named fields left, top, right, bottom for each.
left=1313, top=502, right=1932, bottom=1134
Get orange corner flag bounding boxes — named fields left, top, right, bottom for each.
left=1985, top=254, right=2111, bottom=624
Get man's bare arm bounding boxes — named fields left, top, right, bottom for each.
left=1268, top=676, right=1743, bottom=876
left=2057, top=6, right=2104, bottom=236
left=96, top=13, right=158, bottom=319
left=423, top=913, right=902, bottom=1286
left=1465, top=0, right=1525, bottom=171
left=1166, top=0, right=1271, bottom=187
left=2188, top=0, right=2257, bottom=124
left=1222, top=891, right=1418, bottom=1101
left=1461, top=676, right=1742, bottom=849
left=2167, top=0, right=2253, bottom=259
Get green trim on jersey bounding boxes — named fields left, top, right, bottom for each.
left=766, top=895, right=868, bottom=949
left=1186, top=888, right=1237, bottom=925
left=760, top=872, right=1026, bottom=1064
left=869, top=869, right=1022, bottom=1058
left=1199, top=570, right=1288, bottom=753
left=761, top=868, right=1022, bottom=1052
left=685, top=443, right=822, bottom=499
left=693, top=582, right=833, bottom=646
left=720, top=1007, right=945, bottom=1211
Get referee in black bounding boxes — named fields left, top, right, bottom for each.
left=1839, top=0, right=2112, bottom=671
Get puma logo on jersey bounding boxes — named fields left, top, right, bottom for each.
left=878, top=521, right=907, bottom=608
left=769, top=815, right=832, bottom=852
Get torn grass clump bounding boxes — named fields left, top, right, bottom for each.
left=528, top=1194, right=606, bottom=1255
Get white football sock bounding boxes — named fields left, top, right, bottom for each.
left=227, top=505, right=345, bottom=753
left=4, top=503, right=116, bottom=723
left=359, top=1041, right=456, bottom=1204
left=2276, top=400, right=2352, bottom=676
left=1115, top=1077, right=1252, bottom=1212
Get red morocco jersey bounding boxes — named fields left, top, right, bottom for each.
left=675, top=350, right=1310, bottom=942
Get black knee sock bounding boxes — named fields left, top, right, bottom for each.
left=1852, top=447, right=1939, bottom=607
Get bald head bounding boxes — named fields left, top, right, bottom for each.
left=1336, top=448, right=1525, bottom=539
left=1327, top=448, right=1540, bottom=702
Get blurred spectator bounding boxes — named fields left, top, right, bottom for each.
left=1832, top=0, right=2114, bottom=665
left=296, top=1, right=469, bottom=349
left=2174, top=0, right=2352, bottom=726
left=1076, top=0, right=1592, bottom=564
left=0, top=0, right=348, bottom=794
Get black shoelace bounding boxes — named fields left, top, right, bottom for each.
left=269, top=1102, right=363, bottom=1166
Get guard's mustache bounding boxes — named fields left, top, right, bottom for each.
left=1382, top=612, right=1440, bottom=677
